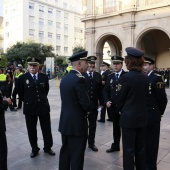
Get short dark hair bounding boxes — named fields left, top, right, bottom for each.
left=125, top=55, right=144, bottom=71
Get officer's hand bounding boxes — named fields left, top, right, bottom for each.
left=106, top=101, right=112, bottom=108
left=5, top=98, right=12, bottom=105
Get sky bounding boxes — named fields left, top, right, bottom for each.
left=0, top=0, right=3, bottom=16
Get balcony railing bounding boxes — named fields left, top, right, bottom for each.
left=91, top=0, right=170, bottom=16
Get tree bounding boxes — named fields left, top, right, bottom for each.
left=5, top=42, right=55, bottom=64
left=72, top=45, right=85, bottom=55
left=0, top=55, right=8, bottom=68
left=55, top=56, right=64, bottom=66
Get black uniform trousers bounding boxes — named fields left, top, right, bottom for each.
left=12, top=87, right=22, bottom=108
left=111, top=112, right=121, bottom=147
left=122, top=127, right=146, bottom=170
left=0, top=132, right=7, bottom=170
left=146, top=122, right=160, bottom=170
left=88, top=111, right=98, bottom=146
left=25, top=113, right=53, bottom=152
left=59, top=134, right=87, bottom=170
left=100, top=104, right=112, bottom=121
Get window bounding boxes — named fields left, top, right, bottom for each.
left=5, top=32, right=9, bottom=38
left=39, top=19, right=44, bottom=25
left=56, top=10, right=61, bottom=18
left=5, top=22, right=9, bottom=27
left=64, top=47, right=68, bottom=53
left=29, top=16, right=34, bottom=23
left=64, top=35, right=68, bottom=42
left=56, top=34, right=61, bottom=40
left=56, top=46, right=61, bottom=51
left=48, top=20, right=53, bottom=26
left=39, top=5, right=44, bottom=12
left=48, top=8, right=53, bottom=14
left=39, top=31, right=44, bottom=38
left=74, top=27, right=83, bottom=33
left=48, top=33, right=53, bottom=38
left=64, top=25, right=68, bottom=31
left=29, top=3, right=34, bottom=10
left=56, top=22, right=61, bottom=29
left=29, top=29, right=34, bottom=36
left=63, top=3, right=67, bottom=9
left=64, top=13, right=68, bottom=19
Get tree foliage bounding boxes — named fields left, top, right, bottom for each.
left=5, top=42, right=55, bottom=64
left=55, top=56, right=64, bottom=66
left=0, top=55, right=8, bottom=68
left=72, top=45, right=85, bottom=55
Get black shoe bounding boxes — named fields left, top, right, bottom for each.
left=89, top=145, right=98, bottom=152
left=44, top=149, right=55, bottom=156
left=30, top=151, right=39, bottom=158
left=10, top=108, right=17, bottom=112
left=106, top=119, right=113, bottom=122
left=98, top=119, right=105, bottom=123
left=16, top=107, right=21, bottom=110
left=106, top=147, right=120, bottom=153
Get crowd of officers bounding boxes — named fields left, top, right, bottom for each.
left=0, top=48, right=168, bottom=170
left=59, top=48, right=167, bottom=170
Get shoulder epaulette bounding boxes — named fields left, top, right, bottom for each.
left=76, top=73, right=85, bottom=78
left=108, top=72, right=114, bottom=76
left=154, top=73, right=161, bottom=77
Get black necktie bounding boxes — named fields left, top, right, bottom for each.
left=89, top=72, right=92, bottom=79
left=33, top=75, right=37, bottom=83
left=116, top=73, right=119, bottom=81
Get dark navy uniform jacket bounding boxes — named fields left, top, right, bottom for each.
left=19, top=72, right=50, bottom=115
left=83, top=72, right=103, bottom=111
left=0, top=94, right=8, bottom=133
left=147, top=71, right=167, bottom=125
left=102, top=70, right=111, bottom=84
left=117, top=70, right=150, bottom=128
left=59, top=70, right=91, bottom=136
left=103, top=70, right=126, bottom=113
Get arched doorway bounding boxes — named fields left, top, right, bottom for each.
left=95, top=34, right=122, bottom=71
left=136, top=29, right=170, bottom=69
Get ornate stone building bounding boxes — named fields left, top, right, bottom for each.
left=82, top=0, right=170, bottom=70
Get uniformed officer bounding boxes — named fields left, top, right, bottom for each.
left=117, top=47, right=149, bottom=170
left=83, top=56, right=103, bottom=152
left=0, top=92, right=11, bottom=170
left=103, top=56, right=126, bottom=153
left=98, top=61, right=112, bottom=122
left=12, top=67, right=23, bottom=109
left=64, top=60, right=72, bottom=75
left=6, top=62, right=14, bottom=96
left=59, top=51, right=91, bottom=170
left=143, top=57, right=167, bottom=170
left=18, top=57, right=55, bottom=158
left=0, top=67, right=17, bottom=112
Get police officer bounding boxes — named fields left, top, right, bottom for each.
left=83, top=56, right=103, bottom=152
left=103, top=56, right=126, bottom=153
left=12, top=67, right=23, bottom=109
left=117, top=47, right=149, bottom=170
left=64, top=60, right=72, bottom=75
left=98, top=61, right=112, bottom=122
left=59, top=51, right=91, bottom=170
left=6, top=62, right=14, bottom=97
left=19, top=57, right=55, bottom=158
left=0, top=67, right=16, bottom=112
left=143, top=57, right=167, bottom=170
left=0, top=92, right=11, bottom=170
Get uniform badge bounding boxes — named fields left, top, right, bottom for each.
left=156, top=82, right=164, bottom=89
left=32, top=58, right=35, bottom=62
left=117, top=84, right=122, bottom=91
left=26, top=79, right=29, bottom=84
left=110, top=79, right=113, bottom=83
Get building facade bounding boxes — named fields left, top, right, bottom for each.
left=3, top=0, right=85, bottom=56
left=82, top=0, right=170, bottom=70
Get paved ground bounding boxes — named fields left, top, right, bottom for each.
left=5, top=79, right=170, bottom=170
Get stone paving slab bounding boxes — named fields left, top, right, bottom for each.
left=4, top=79, right=170, bottom=170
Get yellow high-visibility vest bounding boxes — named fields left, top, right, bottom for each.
left=0, top=74, right=7, bottom=82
